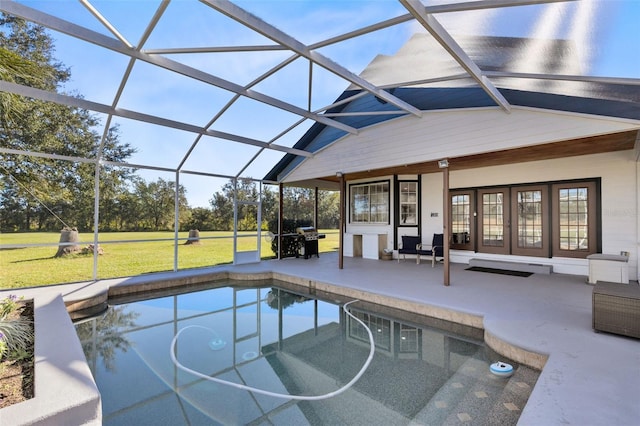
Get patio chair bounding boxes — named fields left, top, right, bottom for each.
left=417, top=233, right=444, bottom=267
left=398, top=235, right=421, bottom=263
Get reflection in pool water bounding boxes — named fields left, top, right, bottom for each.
left=169, top=300, right=376, bottom=401
left=75, top=281, right=539, bottom=425
left=208, top=337, right=226, bottom=351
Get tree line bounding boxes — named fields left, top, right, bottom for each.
left=0, top=15, right=339, bottom=233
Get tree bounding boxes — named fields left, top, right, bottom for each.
left=0, top=14, right=136, bottom=232
left=112, top=188, right=143, bottom=231
left=318, top=190, right=339, bottom=228
left=209, top=178, right=263, bottom=231
left=0, top=47, right=45, bottom=124
left=75, top=306, right=139, bottom=372
left=209, top=191, right=234, bottom=231
left=0, top=14, right=56, bottom=126
left=261, top=185, right=278, bottom=230
left=183, top=207, right=215, bottom=231
left=135, top=178, right=188, bottom=231
left=282, top=187, right=314, bottom=223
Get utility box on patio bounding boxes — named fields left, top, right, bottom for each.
left=587, top=254, right=629, bottom=284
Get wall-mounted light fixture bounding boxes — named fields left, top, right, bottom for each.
left=438, top=159, right=449, bottom=169
left=336, top=171, right=343, bottom=178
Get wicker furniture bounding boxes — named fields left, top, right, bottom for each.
left=592, top=281, right=640, bottom=339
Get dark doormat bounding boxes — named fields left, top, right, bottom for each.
left=466, top=266, right=533, bottom=277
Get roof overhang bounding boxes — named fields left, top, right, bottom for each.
left=278, top=101, right=640, bottom=185
left=309, top=129, right=638, bottom=185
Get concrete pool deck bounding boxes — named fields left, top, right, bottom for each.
left=1, top=253, right=638, bottom=425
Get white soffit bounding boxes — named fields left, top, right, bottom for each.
left=282, top=107, right=640, bottom=183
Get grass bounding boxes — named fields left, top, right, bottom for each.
left=0, top=230, right=339, bottom=289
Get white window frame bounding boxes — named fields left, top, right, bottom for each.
left=349, top=181, right=390, bottom=224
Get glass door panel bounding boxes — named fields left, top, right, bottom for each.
left=511, top=185, right=549, bottom=257
left=450, top=190, right=474, bottom=250
left=477, top=188, right=510, bottom=254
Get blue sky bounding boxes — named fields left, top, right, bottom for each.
left=12, top=0, right=640, bottom=207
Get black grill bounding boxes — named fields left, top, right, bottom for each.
left=295, top=227, right=322, bottom=259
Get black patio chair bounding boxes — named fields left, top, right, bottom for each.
left=398, top=235, right=421, bottom=263
left=417, top=233, right=444, bottom=267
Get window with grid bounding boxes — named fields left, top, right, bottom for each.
left=451, top=193, right=472, bottom=245
left=399, top=324, right=419, bottom=353
left=348, top=311, right=391, bottom=350
left=558, top=187, right=589, bottom=250
left=350, top=181, right=389, bottom=223
left=552, top=181, right=597, bottom=258
left=399, top=182, right=418, bottom=225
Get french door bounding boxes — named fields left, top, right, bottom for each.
left=475, top=186, right=548, bottom=256
left=452, top=180, right=597, bottom=258
left=510, top=185, right=549, bottom=257
left=450, top=190, right=475, bottom=250
left=477, top=188, right=510, bottom=254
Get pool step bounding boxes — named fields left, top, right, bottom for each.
left=410, top=352, right=488, bottom=424
left=468, top=258, right=553, bottom=274
left=410, top=353, right=532, bottom=425
left=438, top=372, right=532, bottom=426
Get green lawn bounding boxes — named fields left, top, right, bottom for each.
left=0, top=230, right=339, bottom=289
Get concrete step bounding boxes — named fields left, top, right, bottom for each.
left=469, top=258, right=552, bottom=274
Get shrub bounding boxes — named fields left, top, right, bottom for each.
left=0, top=295, right=33, bottom=361
left=0, top=295, right=20, bottom=320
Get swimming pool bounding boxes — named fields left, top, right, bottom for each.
left=75, top=280, right=539, bottom=425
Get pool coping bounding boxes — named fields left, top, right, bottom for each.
left=0, top=294, right=102, bottom=426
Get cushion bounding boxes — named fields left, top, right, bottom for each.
left=399, top=236, right=421, bottom=253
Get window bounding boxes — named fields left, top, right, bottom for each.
left=399, top=324, right=419, bottom=354
left=349, top=311, right=391, bottom=350
left=552, top=182, right=597, bottom=258
left=350, top=181, right=390, bottom=223
left=399, top=182, right=418, bottom=225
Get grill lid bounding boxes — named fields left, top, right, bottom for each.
left=296, top=226, right=317, bottom=234
left=296, top=226, right=319, bottom=240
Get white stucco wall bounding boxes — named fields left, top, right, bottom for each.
left=342, top=151, right=638, bottom=280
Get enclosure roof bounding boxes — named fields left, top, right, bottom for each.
left=1, top=1, right=639, bottom=202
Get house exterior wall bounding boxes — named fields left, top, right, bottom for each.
left=309, top=106, right=639, bottom=281
left=342, top=151, right=638, bottom=281
left=421, top=150, right=639, bottom=281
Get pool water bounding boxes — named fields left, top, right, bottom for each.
left=75, top=281, right=539, bottom=425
